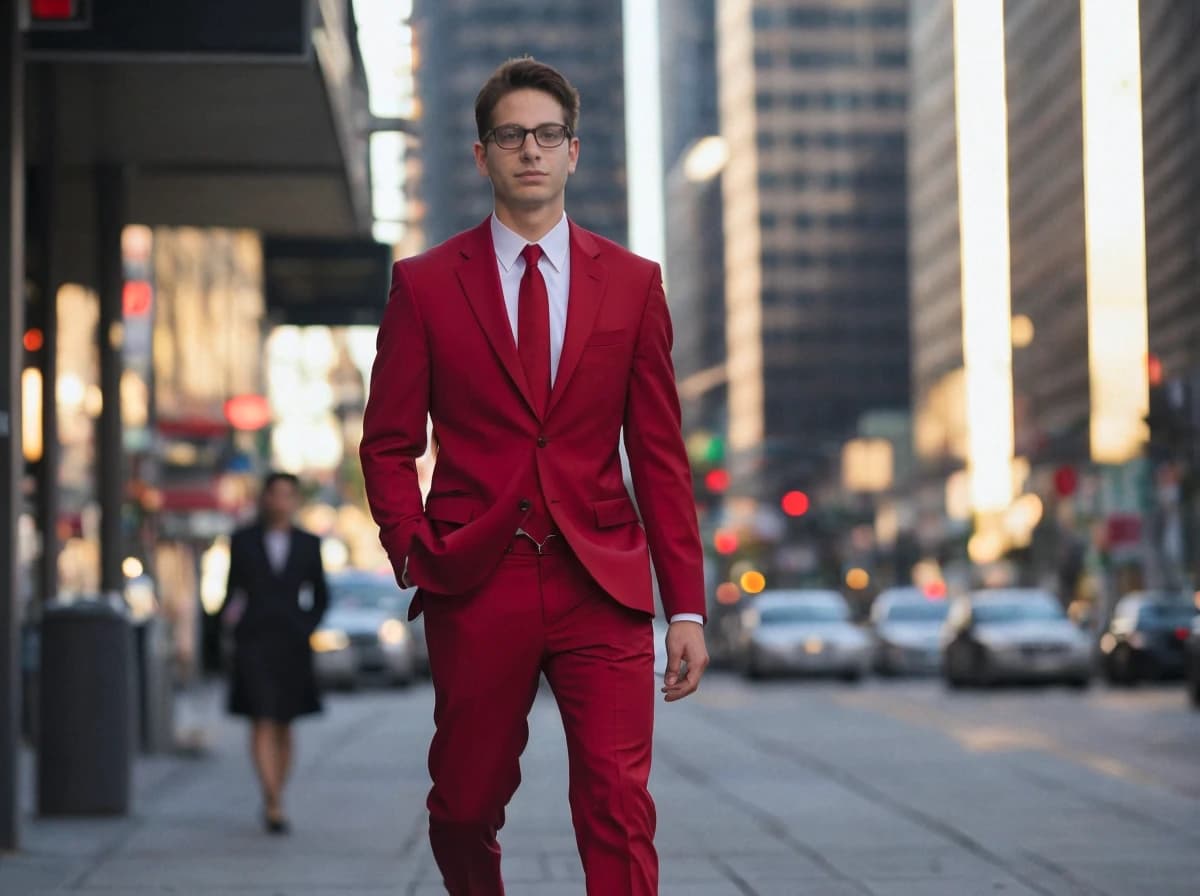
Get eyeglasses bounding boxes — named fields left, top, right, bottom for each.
left=484, top=122, right=573, bottom=150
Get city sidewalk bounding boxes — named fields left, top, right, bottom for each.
left=1, top=681, right=791, bottom=896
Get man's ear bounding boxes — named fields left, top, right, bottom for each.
left=474, top=142, right=490, bottom=177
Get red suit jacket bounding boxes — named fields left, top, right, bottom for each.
left=359, top=218, right=705, bottom=622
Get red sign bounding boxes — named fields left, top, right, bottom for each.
left=123, top=281, right=153, bottom=317
left=31, top=0, right=77, bottom=20
left=224, top=395, right=271, bottom=431
left=1104, top=514, right=1141, bottom=548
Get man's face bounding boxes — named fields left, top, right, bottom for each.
left=474, top=88, right=579, bottom=212
left=262, top=480, right=300, bottom=523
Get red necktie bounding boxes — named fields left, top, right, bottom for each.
left=518, top=243, right=551, bottom=416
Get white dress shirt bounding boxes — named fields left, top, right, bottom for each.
left=264, top=528, right=291, bottom=575
left=489, top=214, right=704, bottom=627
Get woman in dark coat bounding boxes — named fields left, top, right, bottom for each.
left=220, top=472, right=328, bottom=833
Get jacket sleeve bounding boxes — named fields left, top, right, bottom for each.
left=218, top=532, right=248, bottom=629
left=359, top=261, right=434, bottom=584
left=622, top=265, right=707, bottom=621
left=302, top=533, right=329, bottom=636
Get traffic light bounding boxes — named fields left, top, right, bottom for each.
left=1145, top=380, right=1191, bottom=461
left=781, top=490, right=810, bottom=517
left=704, top=468, right=730, bottom=493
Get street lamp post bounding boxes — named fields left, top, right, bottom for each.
left=1, top=0, right=27, bottom=852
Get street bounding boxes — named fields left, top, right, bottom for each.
left=2, top=673, right=1197, bottom=895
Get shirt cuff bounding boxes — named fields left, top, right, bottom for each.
left=669, top=613, right=704, bottom=625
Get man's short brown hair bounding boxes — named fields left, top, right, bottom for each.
left=475, top=57, right=581, bottom=142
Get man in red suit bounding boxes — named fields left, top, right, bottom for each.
left=360, top=57, right=708, bottom=896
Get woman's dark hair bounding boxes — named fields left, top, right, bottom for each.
left=475, top=57, right=581, bottom=141
left=262, top=471, right=300, bottom=494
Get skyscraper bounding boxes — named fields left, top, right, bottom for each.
left=659, top=0, right=726, bottom=441
left=411, top=1, right=627, bottom=246
left=717, top=0, right=911, bottom=501
left=909, top=0, right=1200, bottom=476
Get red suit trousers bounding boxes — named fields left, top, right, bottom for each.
left=422, top=537, right=657, bottom=895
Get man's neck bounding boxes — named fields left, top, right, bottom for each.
left=493, top=202, right=564, bottom=243
left=264, top=520, right=291, bottom=533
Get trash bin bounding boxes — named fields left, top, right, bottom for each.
left=37, top=597, right=135, bottom=816
left=134, top=615, right=176, bottom=754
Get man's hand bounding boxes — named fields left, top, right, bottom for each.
left=662, top=620, right=709, bottom=702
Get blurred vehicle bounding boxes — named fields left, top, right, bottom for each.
left=311, top=571, right=416, bottom=689
left=941, top=589, right=1092, bottom=689
left=736, top=590, right=871, bottom=681
left=869, top=586, right=950, bottom=676
left=1185, top=616, right=1200, bottom=708
left=1099, top=592, right=1196, bottom=685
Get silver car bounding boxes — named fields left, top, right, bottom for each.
left=737, top=590, right=872, bottom=681
left=870, top=587, right=950, bottom=676
left=941, top=588, right=1092, bottom=688
left=311, top=571, right=417, bottom=689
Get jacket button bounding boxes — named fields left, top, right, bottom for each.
left=537, top=436, right=547, bottom=448
left=519, top=499, right=532, bottom=512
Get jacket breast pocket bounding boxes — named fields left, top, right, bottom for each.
left=586, top=328, right=632, bottom=348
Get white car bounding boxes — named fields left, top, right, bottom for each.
left=941, top=589, right=1092, bottom=688
left=870, top=587, right=950, bottom=676
left=311, top=571, right=417, bottom=689
left=737, top=590, right=871, bottom=681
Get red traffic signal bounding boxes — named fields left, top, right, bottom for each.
left=704, top=468, right=731, bottom=493
left=713, top=529, right=739, bottom=555
left=781, top=490, right=810, bottom=517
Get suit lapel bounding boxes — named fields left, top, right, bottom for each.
left=454, top=220, right=539, bottom=417
left=548, top=224, right=607, bottom=417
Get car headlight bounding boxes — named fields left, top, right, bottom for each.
left=379, top=619, right=409, bottom=647
left=310, top=629, right=350, bottom=653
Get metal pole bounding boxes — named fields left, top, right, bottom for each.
left=95, top=167, right=126, bottom=599
left=35, top=71, right=60, bottom=610
left=0, top=0, right=27, bottom=853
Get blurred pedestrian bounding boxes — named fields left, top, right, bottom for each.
left=360, top=57, right=708, bottom=895
left=219, top=472, right=329, bottom=834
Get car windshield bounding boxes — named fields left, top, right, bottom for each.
left=1136, top=602, right=1196, bottom=628
left=759, top=603, right=849, bottom=625
left=330, top=581, right=405, bottom=615
left=974, top=600, right=1064, bottom=624
left=884, top=602, right=949, bottom=623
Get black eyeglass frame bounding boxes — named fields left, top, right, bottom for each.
left=483, top=122, right=575, bottom=150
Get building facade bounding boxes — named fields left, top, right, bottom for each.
left=717, top=0, right=912, bottom=503
left=659, top=0, right=726, bottom=442
left=907, top=0, right=1200, bottom=587
left=411, top=0, right=628, bottom=246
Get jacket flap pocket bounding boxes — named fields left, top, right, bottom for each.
left=593, top=496, right=639, bottom=528
left=424, top=495, right=479, bottom=524
left=586, top=328, right=631, bottom=348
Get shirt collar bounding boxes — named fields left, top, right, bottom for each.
left=491, top=212, right=570, bottom=274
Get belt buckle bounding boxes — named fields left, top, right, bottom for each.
left=515, top=527, right=558, bottom=555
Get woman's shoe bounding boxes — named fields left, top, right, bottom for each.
left=263, top=811, right=291, bottom=835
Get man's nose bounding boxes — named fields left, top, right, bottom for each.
left=519, top=133, right=541, bottom=158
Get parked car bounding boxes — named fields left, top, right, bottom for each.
left=1099, top=591, right=1196, bottom=685
left=311, top=571, right=417, bottom=689
left=736, top=589, right=871, bottom=681
left=941, top=589, right=1092, bottom=688
left=869, top=586, right=950, bottom=676
left=1185, top=616, right=1200, bottom=708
